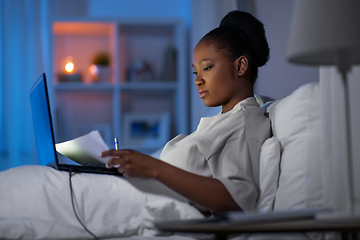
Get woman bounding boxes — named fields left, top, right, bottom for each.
left=0, top=10, right=271, bottom=239
left=102, top=10, right=271, bottom=214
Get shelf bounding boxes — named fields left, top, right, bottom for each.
left=51, top=18, right=187, bottom=152
left=120, top=81, right=177, bottom=90
left=54, top=81, right=178, bottom=91
left=55, top=83, right=113, bottom=91
left=53, top=22, right=113, bottom=36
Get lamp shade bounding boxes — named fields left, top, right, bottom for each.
left=287, top=0, right=360, bottom=66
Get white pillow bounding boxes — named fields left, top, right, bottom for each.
left=268, top=82, right=323, bottom=210
left=257, top=137, right=281, bottom=213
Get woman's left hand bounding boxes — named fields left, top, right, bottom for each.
left=100, top=149, right=162, bottom=178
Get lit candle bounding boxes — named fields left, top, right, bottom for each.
left=64, top=56, right=75, bottom=74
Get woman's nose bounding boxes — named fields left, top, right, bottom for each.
left=195, top=76, right=204, bottom=87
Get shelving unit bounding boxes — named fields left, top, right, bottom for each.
left=51, top=18, right=187, bottom=153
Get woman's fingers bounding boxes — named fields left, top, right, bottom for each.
left=106, top=155, right=129, bottom=169
left=101, top=149, right=130, bottom=158
left=117, top=162, right=129, bottom=175
left=100, top=149, right=131, bottom=169
left=101, top=149, right=159, bottom=178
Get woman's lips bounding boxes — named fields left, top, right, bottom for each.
left=199, top=90, right=209, bottom=98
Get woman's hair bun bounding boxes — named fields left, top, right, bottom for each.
left=220, top=11, right=270, bottom=67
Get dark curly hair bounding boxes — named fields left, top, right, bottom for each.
left=200, top=11, right=270, bottom=84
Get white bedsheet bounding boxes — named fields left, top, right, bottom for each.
left=0, top=165, right=204, bottom=239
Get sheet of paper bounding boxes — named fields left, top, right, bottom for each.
left=56, top=130, right=113, bottom=166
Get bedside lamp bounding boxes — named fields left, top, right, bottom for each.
left=287, top=0, right=360, bottom=75
left=287, top=0, right=360, bottom=221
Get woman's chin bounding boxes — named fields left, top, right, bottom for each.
left=203, top=101, right=220, bottom=108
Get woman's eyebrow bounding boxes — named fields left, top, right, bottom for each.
left=199, top=59, right=212, bottom=64
left=193, top=59, right=212, bottom=66
left=192, top=58, right=213, bottom=68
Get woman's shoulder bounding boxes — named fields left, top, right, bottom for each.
left=242, top=103, right=271, bottom=142
left=222, top=97, right=271, bottom=142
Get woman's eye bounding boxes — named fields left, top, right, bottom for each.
left=204, top=65, right=213, bottom=71
left=192, top=71, right=197, bottom=76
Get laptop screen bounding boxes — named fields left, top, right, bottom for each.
left=29, top=73, right=58, bottom=166
left=29, top=73, right=121, bottom=175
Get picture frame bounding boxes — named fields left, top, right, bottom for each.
left=122, top=112, right=170, bottom=149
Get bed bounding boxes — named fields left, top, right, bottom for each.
left=0, top=165, right=205, bottom=239
left=0, top=82, right=328, bottom=240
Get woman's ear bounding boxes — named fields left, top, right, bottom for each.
left=236, top=56, right=249, bottom=77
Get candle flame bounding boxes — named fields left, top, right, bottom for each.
left=65, top=61, right=74, bottom=73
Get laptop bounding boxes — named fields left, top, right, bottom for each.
left=29, top=73, right=121, bottom=175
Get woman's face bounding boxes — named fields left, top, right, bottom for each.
left=192, top=41, right=244, bottom=113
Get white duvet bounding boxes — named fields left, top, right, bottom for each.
left=0, top=165, right=204, bottom=239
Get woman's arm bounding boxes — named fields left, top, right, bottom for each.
left=102, top=149, right=241, bottom=213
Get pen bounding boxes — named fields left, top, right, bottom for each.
left=114, top=137, right=119, bottom=150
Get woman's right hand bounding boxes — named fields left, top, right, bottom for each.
left=100, top=149, right=163, bottom=178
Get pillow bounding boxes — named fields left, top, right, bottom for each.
left=256, top=137, right=281, bottom=213
left=267, top=82, right=323, bottom=210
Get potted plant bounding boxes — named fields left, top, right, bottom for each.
left=90, top=52, right=111, bottom=82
